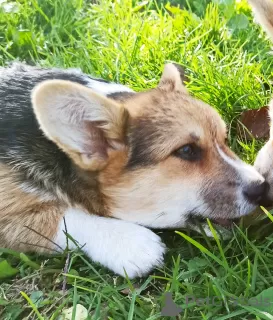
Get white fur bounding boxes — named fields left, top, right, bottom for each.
left=109, top=149, right=264, bottom=227
left=217, top=145, right=264, bottom=183
left=108, top=169, right=208, bottom=228
left=85, top=77, right=134, bottom=96
left=54, top=208, right=166, bottom=278
left=217, top=144, right=265, bottom=216
left=255, top=139, right=273, bottom=179
left=254, top=100, right=273, bottom=188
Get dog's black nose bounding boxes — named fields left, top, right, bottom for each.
left=243, top=181, right=269, bottom=204
left=258, top=181, right=273, bottom=207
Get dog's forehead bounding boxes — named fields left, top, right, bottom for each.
left=125, top=89, right=226, bottom=141
left=125, top=90, right=227, bottom=168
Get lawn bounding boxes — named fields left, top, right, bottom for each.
left=1, top=0, right=273, bottom=319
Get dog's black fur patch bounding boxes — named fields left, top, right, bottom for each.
left=107, top=91, right=135, bottom=102
left=0, top=63, right=128, bottom=208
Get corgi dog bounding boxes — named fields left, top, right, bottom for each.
left=248, top=0, right=273, bottom=206
left=0, top=62, right=265, bottom=278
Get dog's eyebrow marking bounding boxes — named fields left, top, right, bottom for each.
left=216, top=144, right=238, bottom=167
left=216, top=144, right=263, bottom=181
left=208, top=117, right=218, bottom=139
left=190, top=133, right=200, bottom=142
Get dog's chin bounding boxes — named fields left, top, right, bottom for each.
left=187, top=214, right=240, bottom=230
left=210, top=217, right=240, bottom=229
left=186, top=216, right=235, bottom=240
left=259, top=197, right=273, bottom=209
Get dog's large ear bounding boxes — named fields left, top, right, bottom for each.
left=158, top=63, right=188, bottom=93
left=32, top=80, right=128, bottom=171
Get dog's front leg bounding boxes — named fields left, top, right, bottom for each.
left=55, top=208, right=166, bottom=278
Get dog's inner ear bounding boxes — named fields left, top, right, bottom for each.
left=32, top=80, right=128, bottom=171
left=158, top=63, right=188, bottom=93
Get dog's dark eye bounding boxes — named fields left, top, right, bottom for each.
left=173, top=143, right=202, bottom=161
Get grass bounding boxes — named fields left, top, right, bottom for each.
left=1, top=0, right=273, bottom=318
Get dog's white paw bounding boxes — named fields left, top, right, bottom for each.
left=106, top=223, right=166, bottom=278
left=55, top=209, right=166, bottom=278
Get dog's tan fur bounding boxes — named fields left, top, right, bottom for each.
left=0, top=62, right=265, bottom=277
left=1, top=68, right=219, bottom=244
left=99, top=86, right=240, bottom=225
left=32, top=80, right=128, bottom=171
left=0, top=164, right=62, bottom=252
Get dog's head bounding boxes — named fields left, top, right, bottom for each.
left=32, top=63, right=265, bottom=230
left=247, top=0, right=273, bottom=209
left=254, top=102, right=273, bottom=206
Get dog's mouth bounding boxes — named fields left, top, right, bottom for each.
left=211, top=218, right=240, bottom=228
left=188, top=214, right=240, bottom=230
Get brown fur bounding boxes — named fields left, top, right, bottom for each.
left=99, top=87, right=241, bottom=224
left=126, top=89, right=227, bottom=160
left=0, top=164, right=63, bottom=252
left=0, top=62, right=263, bottom=254
left=32, top=80, right=128, bottom=171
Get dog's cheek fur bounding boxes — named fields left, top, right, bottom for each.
left=0, top=164, right=63, bottom=252
left=99, top=155, right=208, bottom=228
left=201, top=158, right=238, bottom=217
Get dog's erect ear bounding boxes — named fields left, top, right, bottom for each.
left=158, top=63, right=188, bottom=93
left=32, top=80, right=128, bottom=171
